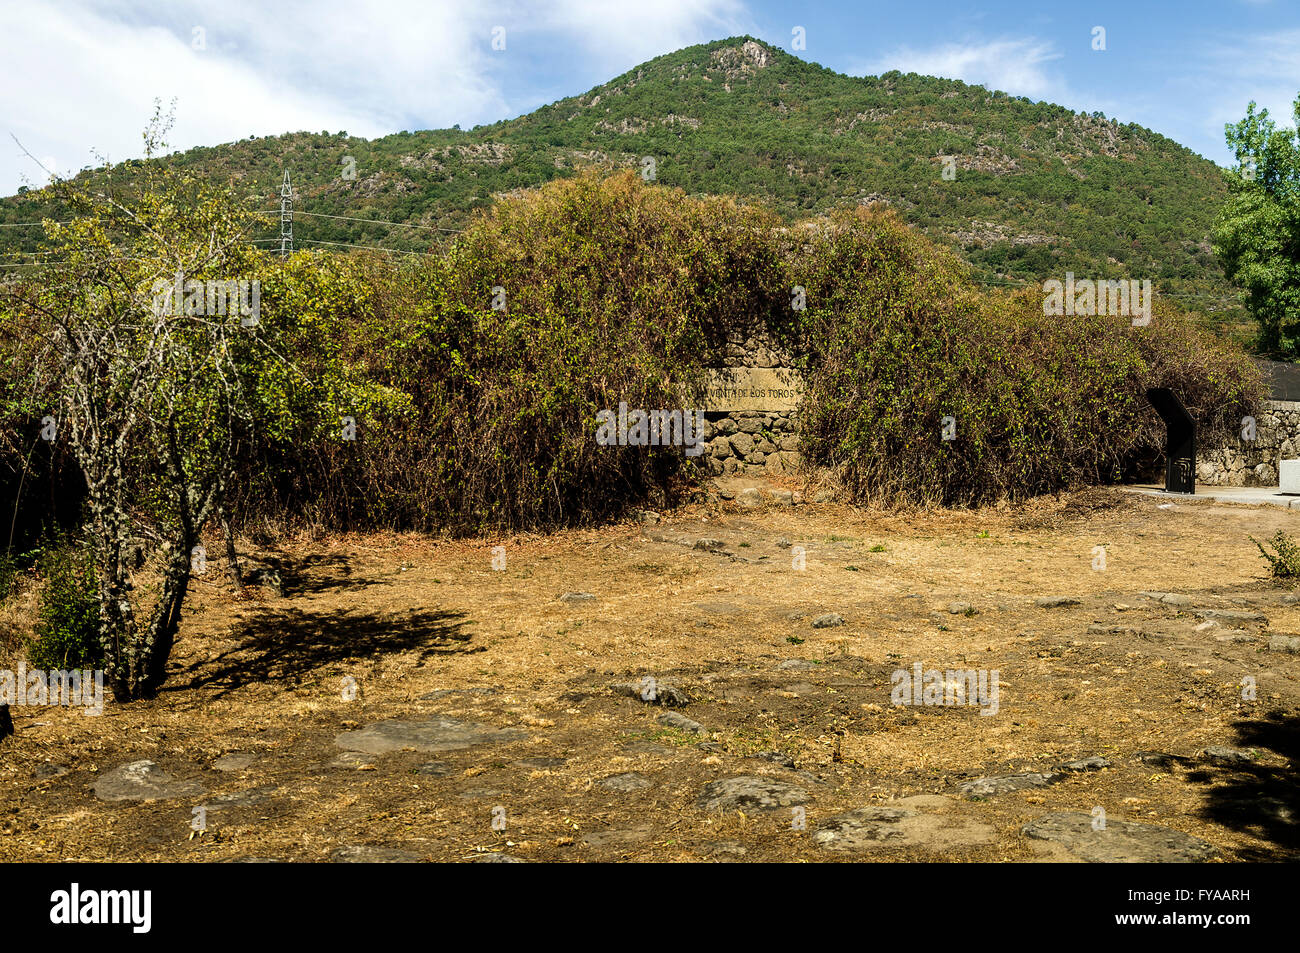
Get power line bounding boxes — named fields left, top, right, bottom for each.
left=296, top=238, right=438, bottom=257
left=293, top=210, right=461, bottom=232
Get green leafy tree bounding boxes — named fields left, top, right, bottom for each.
left=1215, top=95, right=1300, bottom=356
left=1, top=110, right=269, bottom=699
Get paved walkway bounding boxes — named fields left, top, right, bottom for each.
left=1123, top=483, right=1300, bottom=509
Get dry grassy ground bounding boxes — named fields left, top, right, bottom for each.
left=1, top=485, right=1297, bottom=862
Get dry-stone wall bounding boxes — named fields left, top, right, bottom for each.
left=1197, top=399, right=1300, bottom=486
left=699, top=339, right=1300, bottom=488
left=700, top=330, right=802, bottom=476
left=701, top=411, right=802, bottom=476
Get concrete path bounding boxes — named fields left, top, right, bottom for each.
left=1124, top=483, right=1300, bottom=509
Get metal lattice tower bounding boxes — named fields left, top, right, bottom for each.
left=279, top=169, right=293, bottom=258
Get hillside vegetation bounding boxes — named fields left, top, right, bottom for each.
left=2, top=170, right=1261, bottom=544
left=0, top=37, right=1247, bottom=337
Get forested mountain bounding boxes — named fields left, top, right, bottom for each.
left=0, top=36, right=1246, bottom=333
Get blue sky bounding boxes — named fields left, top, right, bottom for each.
left=2, top=0, right=1297, bottom=194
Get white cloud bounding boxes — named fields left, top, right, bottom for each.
left=0, top=0, right=749, bottom=195
left=857, top=36, right=1066, bottom=100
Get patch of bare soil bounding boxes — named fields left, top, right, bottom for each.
left=1, top=486, right=1297, bottom=862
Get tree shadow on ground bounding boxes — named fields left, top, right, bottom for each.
left=1190, top=710, right=1299, bottom=861
left=172, top=606, right=475, bottom=699
left=244, top=551, right=387, bottom=596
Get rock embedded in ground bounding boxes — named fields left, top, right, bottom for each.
left=737, top=488, right=762, bottom=508
left=330, top=846, right=423, bottom=863
left=947, top=602, right=974, bottom=615
left=769, top=490, right=794, bottom=505
left=1021, top=812, right=1219, bottom=863
left=813, top=807, right=911, bottom=848
left=657, top=711, right=709, bottom=736
left=1193, top=609, right=1265, bottom=623
left=1141, top=592, right=1192, bottom=606
left=610, top=680, right=690, bottom=707
left=469, top=853, right=526, bottom=863
left=814, top=805, right=994, bottom=852
left=692, top=538, right=726, bottom=552
left=1268, top=635, right=1300, bottom=653
left=334, top=717, right=525, bottom=755
left=414, top=762, right=453, bottom=777
left=1057, top=756, right=1111, bottom=772
left=32, top=763, right=69, bottom=780
left=811, top=613, right=844, bottom=628
left=1198, top=745, right=1254, bottom=765
left=247, top=568, right=285, bottom=597
left=1035, top=596, right=1081, bottom=608
left=213, top=753, right=255, bottom=772
left=599, top=772, right=652, bottom=792
left=330, top=751, right=376, bottom=769
left=750, top=750, right=796, bottom=769
left=559, top=591, right=597, bottom=603
left=697, top=776, right=809, bottom=812
left=958, top=772, right=1061, bottom=798
left=705, top=840, right=748, bottom=859
left=93, top=760, right=206, bottom=802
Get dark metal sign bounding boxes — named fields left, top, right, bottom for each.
left=1146, top=388, right=1195, bottom=494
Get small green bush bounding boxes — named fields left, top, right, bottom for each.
left=1252, top=531, right=1300, bottom=579
left=26, top=543, right=101, bottom=670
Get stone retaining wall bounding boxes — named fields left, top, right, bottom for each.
left=700, top=336, right=1300, bottom=487
left=1197, top=399, right=1300, bottom=486
left=700, top=411, right=801, bottom=476
left=701, top=329, right=802, bottom=475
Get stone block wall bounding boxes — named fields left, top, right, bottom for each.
left=1197, top=399, right=1300, bottom=486
left=700, top=329, right=802, bottom=476
left=700, top=412, right=802, bottom=476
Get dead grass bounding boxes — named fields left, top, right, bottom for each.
left=1, top=486, right=1297, bottom=862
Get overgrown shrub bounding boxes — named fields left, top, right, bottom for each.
left=230, top=169, right=791, bottom=532
left=26, top=541, right=101, bottom=670
left=3, top=170, right=1269, bottom=534
left=791, top=206, right=1263, bottom=506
